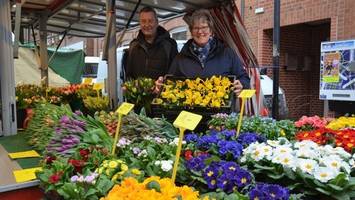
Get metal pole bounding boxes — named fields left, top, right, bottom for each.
left=272, top=0, right=280, bottom=120
left=13, top=0, right=22, bottom=58
left=0, top=0, right=17, bottom=135
left=106, top=0, right=118, bottom=109
left=39, top=11, right=49, bottom=87
left=241, top=0, right=245, bottom=21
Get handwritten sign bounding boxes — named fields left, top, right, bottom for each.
left=93, top=82, right=104, bottom=90
left=9, top=150, right=40, bottom=159
left=238, top=89, right=256, bottom=99
left=116, top=102, right=134, bottom=115
left=13, top=167, right=42, bottom=183
left=173, top=111, right=202, bottom=131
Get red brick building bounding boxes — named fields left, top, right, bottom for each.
left=61, top=0, right=355, bottom=119
left=235, top=0, right=355, bottom=119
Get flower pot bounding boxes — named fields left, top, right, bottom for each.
left=16, top=108, right=26, bottom=128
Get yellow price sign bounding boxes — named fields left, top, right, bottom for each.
left=83, top=78, right=93, bottom=85
left=93, top=82, right=104, bottom=90
left=116, top=102, right=134, bottom=115
left=9, top=150, right=40, bottom=159
left=238, top=89, right=256, bottom=99
left=13, top=167, right=42, bottom=183
left=173, top=111, right=202, bottom=131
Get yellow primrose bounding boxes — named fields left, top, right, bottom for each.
left=109, top=161, right=118, bottom=169
left=121, top=164, right=129, bottom=171
left=131, top=168, right=141, bottom=175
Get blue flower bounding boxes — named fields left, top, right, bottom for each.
left=221, top=161, right=240, bottom=176
left=237, top=132, right=266, bottom=146
left=184, top=133, right=199, bottom=143
left=219, top=129, right=236, bottom=140
left=203, top=165, right=219, bottom=180
left=249, top=183, right=290, bottom=200
left=197, top=135, right=219, bottom=150
left=217, top=140, right=243, bottom=159
left=185, top=154, right=210, bottom=171
left=207, top=178, right=217, bottom=190
left=217, top=174, right=235, bottom=192
left=234, top=168, right=252, bottom=188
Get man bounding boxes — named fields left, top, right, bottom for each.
left=124, top=6, right=178, bottom=79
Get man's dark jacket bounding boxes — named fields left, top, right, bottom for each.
left=168, top=38, right=250, bottom=89
left=125, top=26, right=178, bottom=79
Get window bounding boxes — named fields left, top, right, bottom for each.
left=169, top=26, right=187, bottom=40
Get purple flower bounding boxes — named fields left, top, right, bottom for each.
left=234, top=168, right=252, bottom=188
left=221, top=161, right=240, bottom=176
left=132, top=147, right=141, bottom=155
left=70, top=175, right=79, bottom=182
left=217, top=140, right=243, bottom=159
left=184, top=133, right=199, bottom=143
left=74, top=110, right=83, bottom=116
left=203, top=164, right=219, bottom=181
left=217, top=174, right=234, bottom=192
left=237, top=132, right=266, bottom=147
left=249, top=183, right=290, bottom=200
left=197, top=135, right=219, bottom=150
left=219, top=130, right=236, bottom=140
left=185, top=154, right=210, bottom=171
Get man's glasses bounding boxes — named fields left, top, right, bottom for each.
left=192, top=26, right=210, bottom=33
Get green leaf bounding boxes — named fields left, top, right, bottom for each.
left=328, top=183, right=345, bottom=191
left=84, top=188, right=97, bottom=198
left=254, top=163, right=275, bottom=170
left=267, top=173, right=284, bottom=179
left=96, top=177, right=114, bottom=195
left=329, top=173, right=348, bottom=186
left=315, top=187, right=331, bottom=195
left=284, top=167, right=296, bottom=180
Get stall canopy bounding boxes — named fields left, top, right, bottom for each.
left=10, top=0, right=229, bottom=38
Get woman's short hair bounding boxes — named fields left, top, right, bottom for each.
left=187, top=9, right=214, bottom=32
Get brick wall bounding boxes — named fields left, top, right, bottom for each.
left=236, top=0, right=355, bottom=118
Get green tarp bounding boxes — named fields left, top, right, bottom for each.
left=20, top=44, right=85, bottom=83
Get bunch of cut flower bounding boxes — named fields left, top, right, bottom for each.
left=155, top=76, right=232, bottom=108
left=103, top=176, right=200, bottom=200
left=122, top=77, right=156, bottom=112
left=45, top=111, right=113, bottom=157
left=241, top=138, right=355, bottom=199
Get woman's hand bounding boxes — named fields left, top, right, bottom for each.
left=233, top=80, right=243, bottom=96
left=153, top=76, right=164, bottom=94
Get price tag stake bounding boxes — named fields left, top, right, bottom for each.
left=111, top=102, right=134, bottom=155
left=171, top=111, right=202, bottom=183
left=236, top=90, right=256, bottom=136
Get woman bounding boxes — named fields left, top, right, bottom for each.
left=167, top=9, right=250, bottom=95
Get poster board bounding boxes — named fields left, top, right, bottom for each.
left=320, top=40, right=355, bottom=101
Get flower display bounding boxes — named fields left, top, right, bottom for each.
left=296, top=128, right=355, bottom=152
left=241, top=138, right=354, bottom=198
left=208, top=114, right=296, bottom=140
left=326, top=116, right=355, bottom=130
left=249, top=183, right=290, bottom=200
left=155, top=76, right=232, bottom=108
left=103, top=176, right=200, bottom=200
left=294, top=115, right=328, bottom=131
left=122, top=77, right=156, bottom=112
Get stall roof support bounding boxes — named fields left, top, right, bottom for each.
left=107, top=0, right=118, bottom=109
left=39, top=10, right=49, bottom=87
left=0, top=0, right=17, bottom=136
left=13, top=0, right=23, bottom=58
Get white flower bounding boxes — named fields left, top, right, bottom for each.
left=260, top=145, right=273, bottom=160
left=333, top=147, right=351, bottom=159
left=154, top=161, right=161, bottom=166
left=154, top=137, right=168, bottom=144
left=138, top=149, right=148, bottom=157
left=273, top=153, right=296, bottom=169
left=267, top=140, right=279, bottom=147
left=295, top=148, right=319, bottom=159
left=349, top=159, right=355, bottom=169
left=117, top=137, right=132, bottom=147
left=322, top=155, right=343, bottom=172
left=294, top=140, right=319, bottom=150
left=144, top=135, right=153, bottom=140
left=160, top=160, right=173, bottom=172
left=274, top=145, right=293, bottom=155
left=169, top=138, right=186, bottom=146
left=314, top=167, right=337, bottom=182
left=298, top=159, right=319, bottom=174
